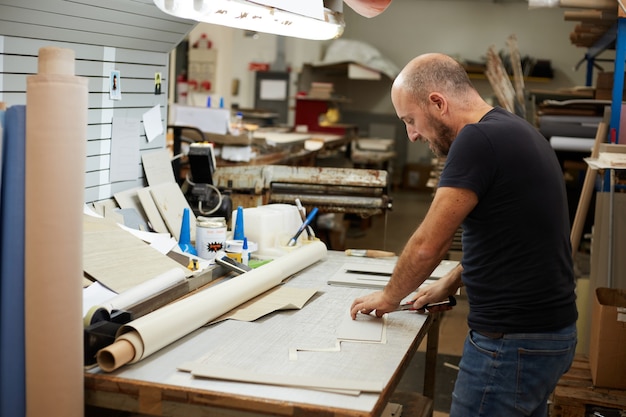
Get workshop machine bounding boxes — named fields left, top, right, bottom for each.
left=206, top=165, right=393, bottom=217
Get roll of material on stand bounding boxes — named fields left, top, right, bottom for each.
left=24, top=47, right=88, bottom=417
left=97, top=240, right=327, bottom=372
left=83, top=268, right=187, bottom=326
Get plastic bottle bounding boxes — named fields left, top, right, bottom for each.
left=232, top=111, right=244, bottom=136
left=241, top=237, right=249, bottom=266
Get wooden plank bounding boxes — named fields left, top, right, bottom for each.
left=506, top=34, right=526, bottom=118
left=485, top=45, right=515, bottom=114
left=570, top=110, right=609, bottom=259
left=389, top=392, right=432, bottom=417
left=552, top=355, right=626, bottom=416
left=559, top=0, right=618, bottom=9
left=564, top=9, right=618, bottom=21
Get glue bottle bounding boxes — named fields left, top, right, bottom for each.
left=241, top=237, right=249, bottom=266
left=231, top=111, right=244, bottom=135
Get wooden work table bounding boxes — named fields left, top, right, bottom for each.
left=85, top=251, right=440, bottom=417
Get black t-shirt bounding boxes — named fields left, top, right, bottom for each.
left=438, top=107, right=578, bottom=333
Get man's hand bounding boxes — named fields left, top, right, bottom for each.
left=410, top=281, right=454, bottom=313
left=350, top=291, right=398, bottom=319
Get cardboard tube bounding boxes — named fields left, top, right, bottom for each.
left=25, top=47, right=87, bottom=417
left=37, top=46, right=75, bottom=76
left=96, top=241, right=327, bottom=371
left=97, top=339, right=137, bottom=373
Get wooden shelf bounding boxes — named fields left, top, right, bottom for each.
left=467, top=73, right=552, bottom=83
left=301, top=61, right=386, bottom=80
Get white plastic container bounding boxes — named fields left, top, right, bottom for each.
left=195, top=216, right=227, bottom=260
left=231, top=204, right=302, bottom=257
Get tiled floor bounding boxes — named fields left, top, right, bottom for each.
left=344, top=188, right=468, bottom=416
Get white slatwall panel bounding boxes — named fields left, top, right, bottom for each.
left=0, top=0, right=196, bottom=203
left=0, top=0, right=194, bottom=54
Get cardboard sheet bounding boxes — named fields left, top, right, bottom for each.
left=210, top=286, right=319, bottom=323
left=82, top=214, right=190, bottom=293
left=149, top=181, right=196, bottom=242
left=327, top=259, right=459, bottom=289
left=96, top=241, right=328, bottom=372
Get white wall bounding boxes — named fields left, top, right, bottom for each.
left=342, top=0, right=599, bottom=107
left=183, top=1, right=616, bottom=163
left=186, top=24, right=324, bottom=126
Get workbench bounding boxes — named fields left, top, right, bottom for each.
left=85, top=251, right=440, bottom=417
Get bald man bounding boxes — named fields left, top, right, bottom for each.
left=343, top=0, right=392, bottom=17
left=350, top=53, right=577, bottom=417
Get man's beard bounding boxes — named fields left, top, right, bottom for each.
left=426, top=113, right=455, bottom=157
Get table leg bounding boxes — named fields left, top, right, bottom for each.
left=423, top=312, right=441, bottom=399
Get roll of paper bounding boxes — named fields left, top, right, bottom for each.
left=0, top=105, right=26, bottom=417
left=97, top=240, right=327, bottom=371
left=101, top=267, right=187, bottom=313
left=25, top=47, right=88, bottom=417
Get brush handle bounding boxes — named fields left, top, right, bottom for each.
left=345, top=249, right=396, bottom=258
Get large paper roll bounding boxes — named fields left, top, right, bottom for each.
left=97, top=240, right=327, bottom=371
left=0, top=106, right=26, bottom=417
left=25, top=47, right=88, bottom=417
left=84, top=268, right=187, bottom=326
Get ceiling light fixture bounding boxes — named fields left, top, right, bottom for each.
left=152, top=0, right=345, bottom=40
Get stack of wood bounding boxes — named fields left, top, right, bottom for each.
left=486, top=45, right=516, bottom=114
left=485, top=35, right=527, bottom=118
left=557, top=0, right=620, bottom=47
left=308, top=82, right=334, bottom=99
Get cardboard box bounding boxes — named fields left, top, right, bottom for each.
left=402, top=163, right=432, bottom=191
left=588, top=287, right=626, bottom=389
left=595, top=71, right=626, bottom=100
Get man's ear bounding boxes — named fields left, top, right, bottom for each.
left=343, top=0, right=392, bottom=18
left=429, top=93, right=446, bottom=112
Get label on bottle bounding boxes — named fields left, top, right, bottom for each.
left=196, top=217, right=227, bottom=260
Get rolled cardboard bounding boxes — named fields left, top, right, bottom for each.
left=25, top=46, right=87, bottom=417
left=97, top=241, right=327, bottom=371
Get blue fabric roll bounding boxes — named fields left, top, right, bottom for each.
left=0, top=109, right=5, bottom=204
left=0, top=105, right=26, bottom=417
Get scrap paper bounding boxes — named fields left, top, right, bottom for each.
left=141, top=149, right=176, bottom=186
left=288, top=314, right=387, bottom=361
left=210, top=286, right=319, bottom=323
left=110, top=117, right=140, bottom=182
left=179, top=363, right=384, bottom=395
left=82, top=214, right=190, bottom=293
left=142, top=105, right=163, bottom=143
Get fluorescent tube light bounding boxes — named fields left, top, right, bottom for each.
left=152, top=0, right=345, bottom=40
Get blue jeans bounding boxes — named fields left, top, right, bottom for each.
left=450, top=323, right=577, bottom=417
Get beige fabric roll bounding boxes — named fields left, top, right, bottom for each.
left=25, top=46, right=88, bottom=417
left=97, top=240, right=328, bottom=372
left=559, top=0, right=616, bottom=9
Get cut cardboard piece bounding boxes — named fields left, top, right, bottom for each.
left=588, top=287, right=626, bottom=390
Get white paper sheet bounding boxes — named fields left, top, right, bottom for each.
left=110, top=117, right=140, bottom=182
left=141, top=149, right=176, bottom=186
left=170, top=104, right=230, bottom=135
left=142, top=105, right=163, bottom=143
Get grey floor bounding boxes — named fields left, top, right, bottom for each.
left=344, top=188, right=468, bottom=416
